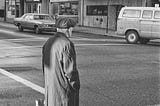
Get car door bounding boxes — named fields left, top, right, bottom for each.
left=24, top=15, right=34, bottom=29
left=20, top=14, right=28, bottom=27
left=140, top=10, right=153, bottom=38
left=26, top=15, right=35, bottom=29
left=22, top=15, right=31, bottom=28
left=152, top=10, right=160, bottom=38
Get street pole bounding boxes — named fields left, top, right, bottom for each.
left=4, top=0, right=6, bottom=21
left=106, top=0, right=110, bottom=33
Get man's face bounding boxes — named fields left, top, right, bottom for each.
left=67, top=27, right=73, bottom=37
left=57, top=27, right=73, bottom=37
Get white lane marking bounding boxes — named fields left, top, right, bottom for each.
left=0, top=46, right=42, bottom=50
left=0, top=43, right=132, bottom=50
left=71, top=38, right=125, bottom=42
left=75, top=43, right=132, bottom=46
left=0, top=29, right=123, bottom=42
left=4, top=37, right=48, bottom=42
left=0, top=68, right=45, bottom=94
left=0, top=29, right=41, bottom=38
left=3, top=36, right=123, bottom=42
left=0, top=43, right=131, bottom=50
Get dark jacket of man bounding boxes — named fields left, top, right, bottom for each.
left=42, top=32, right=80, bottom=106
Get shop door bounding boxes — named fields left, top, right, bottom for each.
left=26, top=3, right=38, bottom=13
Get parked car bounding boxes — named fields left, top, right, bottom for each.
left=14, top=13, right=57, bottom=34
left=116, top=7, right=160, bottom=44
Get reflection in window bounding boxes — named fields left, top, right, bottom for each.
left=154, top=11, right=160, bottom=19
left=59, top=2, right=78, bottom=15
left=87, top=5, right=108, bottom=16
left=34, top=15, right=53, bottom=20
left=122, top=9, right=141, bottom=18
left=142, top=10, right=153, bottom=19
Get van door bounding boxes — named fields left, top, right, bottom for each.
left=152, top=11, right=160, bottom=38
left=140, top=10, right=153, bottom=38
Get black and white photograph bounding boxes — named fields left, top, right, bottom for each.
left=0, top=0, right=160, bottom=106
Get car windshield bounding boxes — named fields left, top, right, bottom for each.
left=34, top=15, right=53, bottom=20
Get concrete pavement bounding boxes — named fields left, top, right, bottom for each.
left=0, top=19, right=120, bottom=38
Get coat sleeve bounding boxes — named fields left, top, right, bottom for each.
left=63, top=43, right=80, bottom=91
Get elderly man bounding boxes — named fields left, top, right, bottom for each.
left=42, top=18, right=80, bottom=106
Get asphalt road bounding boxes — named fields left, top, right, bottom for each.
left=0, top=24, right=159, bottom=106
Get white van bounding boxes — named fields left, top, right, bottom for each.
left=117, top=7, right=160, bottom=44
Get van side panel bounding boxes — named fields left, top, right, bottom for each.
left=117, top=8, right=140, bottom=36
left=139, top=19, right=152, bottom=38
left=152, top=20, right=160, bottom=38
left=152, top=11, right=160, bottom=38
left=123, top=18, right=140, bottom=34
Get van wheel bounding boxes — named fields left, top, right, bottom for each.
left=18, top=24, right=23, bottom=32
left=126, top=31, right=139, bottom=44
left=139, top=38, right=150, bottom=44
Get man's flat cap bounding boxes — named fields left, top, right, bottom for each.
left=56, top=17, right=77, bottom=29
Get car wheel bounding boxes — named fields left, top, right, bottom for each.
left=139, top=38, right=150, bottom=44
left=35, top=26, right=40, bottom=34
left=126, top=31, right=139, bottom=44
left=18, top=24, right=23, bottom=32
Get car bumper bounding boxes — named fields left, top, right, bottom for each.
left=39, top=27, right=57, bottom=32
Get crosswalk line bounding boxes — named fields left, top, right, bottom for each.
left=0, top=68, right=45, bottom=94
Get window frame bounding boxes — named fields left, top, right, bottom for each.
left=59, top=2, right=78, bottom=15
left=122, top=9, right=141, bottom=18
left=154, top=11, right=160, bottom=19
left=142, top=10, right=153, bottom=19
left=86, top=5, right=108, bottom=16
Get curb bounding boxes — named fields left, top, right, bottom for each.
left=0, top=20, right=124, bottom=39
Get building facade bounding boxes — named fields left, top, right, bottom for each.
left=24, top=0, right=42, bottom=13
left=48, top=0, right=80, bottom=23
left=0, top=0, right=5, bottom=18
left=3, top=0, right=41, bottom=21
left=1, top=0, right=160, bottom=30
left=41, top=0, right=160, bottom=31
left=80, top=0, right=160, bottom=31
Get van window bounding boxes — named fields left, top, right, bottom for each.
left=122, top=9, right=141, bottom=18
left=154, top=11, right=160, bottom=19
left=142, top=10, right=153, bottom=19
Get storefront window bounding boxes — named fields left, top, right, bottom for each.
left=26, top=0, right=41, bottom=2
left=59, top=2, right=78, bottom=15
left=87, top=5, right=108, bottom=16
left=8, top=0, right=16, bottom=15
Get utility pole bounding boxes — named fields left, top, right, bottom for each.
left=106, top=0, right=110, bottom=33
left=4, top=0, right=6, bottom=21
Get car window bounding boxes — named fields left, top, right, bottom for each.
left=24, top=15, right=33, bottom=20
left=142, top=10, right=153, bottom=19
left=154, top=11, right=160, bottom=19
left=21, top=14, right=27, bottom=19
left=29, top=15, right=34, bottom=20
left=122, top=9, right=141, bottom=18
left=24, top=15, right=29, bottom=19
left=34, top=15, right=53, bottom=20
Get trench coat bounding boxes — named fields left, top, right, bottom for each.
left=42, top=32, right=80, bottom=106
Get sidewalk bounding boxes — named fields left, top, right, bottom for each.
left=74, top=25, right=118, bottom=37
left=0, top=18, right=120, bottom=38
